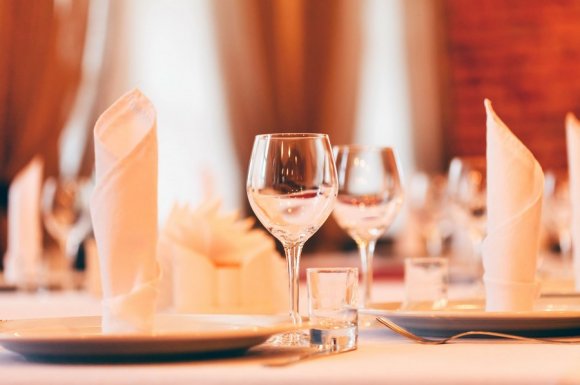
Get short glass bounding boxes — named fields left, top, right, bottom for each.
left=307, top=267, right=358, bottom=352
left=403, top=257, right=448, bottom=310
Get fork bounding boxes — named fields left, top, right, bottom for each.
left=376, top=317, right=580, bottom=345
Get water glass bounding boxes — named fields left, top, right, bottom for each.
left=307, top=267, right=358, bottom=352
left=404, top=257, right=448, bottom=310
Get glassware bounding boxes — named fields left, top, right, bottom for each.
left=246, top=133, right=338, bottom=345
left=307, top=267, right=358, bottom=352
left=447, top=157, right=487, bottom=256
left=408, top=173, right=453, bottom=256
left=332, top=146, right=404, bottom=307
left=543, top=170, right=572, bottom=261
left=41, top=176, right=93, bottom=290
left=403, top=257, right=449, bottom=310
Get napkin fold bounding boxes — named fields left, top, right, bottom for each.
left=91, top=89, right=159, bottom=333
left=158, top=200, right=287, bottom=314
left=4, top=157, right=43, bottom=288
left=566, top=113, right=580, bottom=290
left=482, top=99, right=544, bottom=311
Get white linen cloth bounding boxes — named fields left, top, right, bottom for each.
left=3, top=157, right=43, bottom=287
left=566, top=113, right=580, bottom=290
left=91, top=89, right=159, bottom=333
left=482, top=99, right=544, bottom=311
left=158, top=200, right=287, bottom=314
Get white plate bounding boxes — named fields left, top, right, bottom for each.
left=0, top=314, right=296, bottom=360
left=362, top=297, right=580, bottom=337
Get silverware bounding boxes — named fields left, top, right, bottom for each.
left=376, top=317, right=580, bottom=345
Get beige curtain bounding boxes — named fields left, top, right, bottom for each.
left=213, top=0, right=363, bottom=250
left=0, top=0, right=89, bottom=263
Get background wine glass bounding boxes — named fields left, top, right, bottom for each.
left=41, top=176, right=93, bottom=289
left=408, top=173, right=453, bottom=256
left=332, top=146, right=404, bottom=307
left=543, top=170, right=571, bottom=262
left=246, top=133, right=337, bottom=344
left=447, top=156, right=486, bottom=277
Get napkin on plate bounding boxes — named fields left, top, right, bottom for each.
left=3, top=157, right=43, bottom=288
left=91, top=89, right=159, bottom=333
left=482, top=99, right=544, bottom=311
left=566, top=113, right=580, bottom=290
left=158, top=200, right=287, bottom=314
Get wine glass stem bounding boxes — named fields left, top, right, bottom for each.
left=358, top=240, right=376, bottom=307
left=284, top=243, right=304, bottom=325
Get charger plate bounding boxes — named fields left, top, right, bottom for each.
left=0, top=314, right=296, bottom=360
left=362, top=297, right=580, bottom=337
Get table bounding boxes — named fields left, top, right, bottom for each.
left=2, top=282, right=580, bottom=385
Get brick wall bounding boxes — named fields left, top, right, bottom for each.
left=442, top=0, right=580, bottom=170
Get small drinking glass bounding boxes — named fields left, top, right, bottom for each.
left=307, top=267, right=358, bottom=352
left=403, top=257, right=449, bottom=310
left=332, top=146, right=404, bottom=307
left=247, top=133, right=338, bottom=345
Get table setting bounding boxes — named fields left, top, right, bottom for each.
left=3, top=91, right=580, bottom=385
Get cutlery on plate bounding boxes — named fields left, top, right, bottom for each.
left=376, top=317, right=580, bottom=345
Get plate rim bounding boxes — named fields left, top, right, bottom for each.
left=0, top=314, right=298, bottom=342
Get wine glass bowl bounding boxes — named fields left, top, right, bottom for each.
left=447, top=156, right=487, bottom=252
left=332, top=146, right=404, bottom=306
left=246, top=133, right=338, bottom=343
left=543, top=170, right=571, bottom=258
left=41, top=176, right=93, bottom=289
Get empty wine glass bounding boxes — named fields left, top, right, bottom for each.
left=543, top=170, right=571, bottom=260
left=447, top=156, right=486, bottom=271
left=41, top=176, right=92, bottom=289
left=332, top=146, right=404, bottom=307
left=246, top=133, right=338, bottom=345
left=408, top=173, right=453, bottom=256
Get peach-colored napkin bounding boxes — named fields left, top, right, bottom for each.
left=91, top=89, right=159, bottom=333
left=4, top=157, right=43, bottom=288
left=482, top=99, right=544, bottom=311
left=158, top=200, right=287, bottom=314
left=566, top=113, right=580, bottom=290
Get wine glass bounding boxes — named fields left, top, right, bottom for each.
left=41, top=176, right=93, bottom=289
left=332, top=146, right=404, bottom=307
left=447, top=156, right=486, bottom=279
left=246, top=133, right=338, bottom=344
left=408, top=173, right=453, bottom=256
left=543, top=170, right=571, bottom=261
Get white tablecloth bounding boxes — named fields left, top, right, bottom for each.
left=2, top=282, right=580, bottom=385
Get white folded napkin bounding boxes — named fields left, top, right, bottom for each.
left=482, top=99, right=544, bottom=311
left=158, top=200, right=287, bottom=314
left=91, top=89, right=159, bottom=333
left=566, top=113, right=580, bottom=290
left=4, top=157, right=43, bottom=288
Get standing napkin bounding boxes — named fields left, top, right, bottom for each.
left=159, top=200, right=287, bottom=314
left=482, top=99, right=544, bottom=311
left=91, top=89, right=159, bottom=333
left=4, top=157, right=43, bottom=288
left=566, top=113, right=580, bottom=290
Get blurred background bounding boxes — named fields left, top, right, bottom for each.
left=2, top=0, right=580, bottom=267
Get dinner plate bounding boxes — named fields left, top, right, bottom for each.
left=0, top=314, right=296, bottom=360
left=362, top=297, right=580, bottom=337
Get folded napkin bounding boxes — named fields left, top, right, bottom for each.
left=158, top=200, right=287, bottom=314
left=91, top=89, right=159, bottom=333
left=4, top=157, right=43, bottom=288
left=566, top=113, right=580, bottom=290
left=482, top=99, right=544, bottom=311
